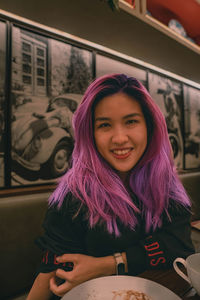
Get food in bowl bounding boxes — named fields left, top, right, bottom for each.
left=112, top=289, right=152, bottom=300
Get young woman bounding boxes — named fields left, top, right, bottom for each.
left=27, top=74, right=194, bottom=300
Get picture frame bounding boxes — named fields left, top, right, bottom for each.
left=0, top=11, right=200, bottom=194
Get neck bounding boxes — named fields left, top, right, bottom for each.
left=118, top=171, right=130, bottom=190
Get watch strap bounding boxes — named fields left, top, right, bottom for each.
left=113, top=252, right=125, bottom=275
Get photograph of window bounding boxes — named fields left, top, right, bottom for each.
left=11, top=27, right=93, bottom=186
left=0, top=21, right=6, bottom=187
left=183, top=85, right=200, bottom=169
left=148, top=72, right=184, bottom=169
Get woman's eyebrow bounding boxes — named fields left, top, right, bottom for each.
left=95, top=117, right=110, bottom=122
left=123, top=113, right=141, bottom=119
left=95, top=113, right=141, bottom=122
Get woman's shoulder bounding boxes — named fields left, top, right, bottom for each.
left=163, top=198, right=192, bottom=223
left=48, top=191, right=87, bottom=220
left=168, top=198, right=191, bottom=213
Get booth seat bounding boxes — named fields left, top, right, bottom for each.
left=179, top=172, right=200, bottom=221
left=0, top=193, right=49, bottom=300
left=0, top=172, right=199, bottom=300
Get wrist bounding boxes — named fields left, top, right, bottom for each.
left=97, top=256, right=116, bottom=276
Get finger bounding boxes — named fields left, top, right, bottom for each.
left=56, top=268, right=72, bottom=280
left=56, top=253, right=79, bottom=263
left=49, top=276, right=72, bottom=297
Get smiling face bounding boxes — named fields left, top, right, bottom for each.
left=94, top=92, right=147, bottom=182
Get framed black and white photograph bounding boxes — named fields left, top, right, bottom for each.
left=96, top=54, right=147, bottom=86
left=0, top=21, right=6, bottom=187
left=11, top=26, right=93, bottom=186
left=183, top=85, right=200, bottom=169
left=0, top=10, right=200, bottom=192
left=148, top=72, right=184, bottom=169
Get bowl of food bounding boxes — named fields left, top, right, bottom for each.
left=61, top=275, right=181, bottom=300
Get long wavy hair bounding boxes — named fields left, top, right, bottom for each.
left=49, top=74, right=190, bottom=236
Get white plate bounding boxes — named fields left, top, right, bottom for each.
left=61, top=275, right=181, bottom=300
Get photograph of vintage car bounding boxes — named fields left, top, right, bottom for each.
left=11, top=93, right=82, bottom=182
left=10, top=26, right=93, bottom=186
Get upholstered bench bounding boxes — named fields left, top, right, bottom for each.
left=0, top=193, right=49, bottom=300
left=179, top=172, right=200, bottom=221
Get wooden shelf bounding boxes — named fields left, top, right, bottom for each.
left=119, top=0, right=200, bottom=55
left=0, top=184, right=56, bottom=197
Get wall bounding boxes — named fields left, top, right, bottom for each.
left=0, top=0, right=199, bottom=84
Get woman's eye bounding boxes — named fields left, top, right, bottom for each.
left=98, top=123, right=110, bottom=128
left=126, top=119, right=138, bottom=125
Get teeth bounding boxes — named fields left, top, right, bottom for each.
left=113, top=149, right=131, bottom=155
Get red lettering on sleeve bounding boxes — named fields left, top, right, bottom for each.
left=144, top=239, right=167, bottom=267
left=45, top=251, right=49, bottom=264
left=42, top=251, right=49, bottom=264
left=148, top=251, right=163, bottom=256
left=54, top=255, right=60, bottom=265
left=150, top=257, right=166, bottom=266
left=144, top=242, right=160, bottom=251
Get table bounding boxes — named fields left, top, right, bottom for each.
left=139, top=268, right=200, bottom=299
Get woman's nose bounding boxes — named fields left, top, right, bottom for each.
left=111, top=127, right=129, bottom=144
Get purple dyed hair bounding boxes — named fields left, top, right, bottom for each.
left=49, top=73, right=191, bottom=236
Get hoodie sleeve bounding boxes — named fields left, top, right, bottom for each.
left=35, top=193, right=87, bottom=273
left=126, top=201, right=195, bottom=275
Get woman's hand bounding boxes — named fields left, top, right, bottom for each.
left=49, top=253, right=116, bottom=297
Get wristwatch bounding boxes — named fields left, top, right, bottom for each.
left=113, top=252, right=125, bottom=275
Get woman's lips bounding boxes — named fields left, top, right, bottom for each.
left=111, top=148, right=133, bottom=159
